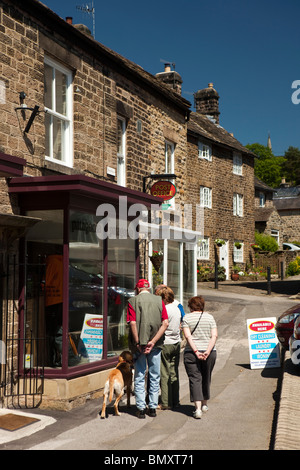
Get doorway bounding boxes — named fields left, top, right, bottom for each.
left=219, top=241, right=229, bottom=280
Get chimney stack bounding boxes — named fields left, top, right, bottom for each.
left=155, top=63, right=183, bottom=95
left=194, top=83, right=220, bottom=123
left=66, top=17, right=73, bottom=24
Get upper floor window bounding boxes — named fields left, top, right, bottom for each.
left=233, top=193, right=243, bottom=216
left=197, top=237, right=209, bottom=259
left=165, top=141, right=175, bottom=174
left=259, top=192, right=265, bottom=207
left=233, top=152, right=242, bottom=175
left=44, top=57, right=73, bottom=166
left=165, top=141, right=175, bottom=209
left=117, top=116, right=126, bottom=186
left=200, top=186, right=212, bottom=208
left=198, top=142, right=212, bottom=161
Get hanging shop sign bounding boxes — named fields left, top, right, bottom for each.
left=150, top=181, right=176, bottom=201
left=247, top=317, right=280, bottom=369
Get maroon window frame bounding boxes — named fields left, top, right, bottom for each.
left=8, top=175, right=160, bottom=378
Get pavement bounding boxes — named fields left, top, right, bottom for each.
left=0, top=276, right=299, bottom=451
left=198, top=275, right=300, bottom=451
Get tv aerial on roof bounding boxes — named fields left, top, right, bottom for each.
left=160, top=58, right=176, bottom=70
left=76, top=1, right=95, bottom=38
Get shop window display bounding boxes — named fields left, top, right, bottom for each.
left=25, top=210, right=64, bottom=368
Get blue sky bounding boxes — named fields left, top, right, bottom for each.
left=42, top=0, right=300, bottom=156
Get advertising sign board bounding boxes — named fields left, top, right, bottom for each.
left=150, top=181, right=176, bottom=200
left=80, top=314, right=103, bottom=362
left=247, top=317, right=280, bottom=369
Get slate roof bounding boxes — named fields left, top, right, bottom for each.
left=254, top=177, right=276, bottom=193
left=274, top=197, right=300, bottom=211
left=273, top=184, right=300, bottom=210
left=274, top=186, right=300, bottom=198
left=254, top=207, right=275, bottom=222
left=188, top=112, right=255, bottom=157
left=15, top=0, right=191, bottom=114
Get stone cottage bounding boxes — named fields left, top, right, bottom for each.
left=186, top=84, right=256, bottom=278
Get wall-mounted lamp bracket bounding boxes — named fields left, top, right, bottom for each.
left=15, top=105, right=41, bottom=134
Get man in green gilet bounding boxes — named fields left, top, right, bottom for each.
left=127, top=279, right=168, bottom=418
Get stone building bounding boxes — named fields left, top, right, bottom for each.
left=273, top=180, right=300, bottom=245
left=0, top=0, right=194, bottom=409
left=254, top=176, right=300, bottom=248
left=0, top=0, right=256, bottom=409
left=254, top=176, right=279, bottom=244
left=186, top=85, right=256, bottom=278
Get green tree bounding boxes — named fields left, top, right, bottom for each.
left=283, top=146, right=300, bottom=185
left=246, top=143, right=286, bottom=188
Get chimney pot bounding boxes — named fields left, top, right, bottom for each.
left=66, top=17, right=73, bottom=24
left=194, top=83, right=220, bottom=123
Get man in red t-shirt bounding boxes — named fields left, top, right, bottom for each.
left=127, top=279, right=168, bottom=418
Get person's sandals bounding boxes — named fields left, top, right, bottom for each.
left=157, top=404, right=171, bottom=410
left=193, top=409, right=202, bottom=419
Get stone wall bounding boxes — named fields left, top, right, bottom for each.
left=187, top=133, right=255, bottom=269
left=0, top=2, right=188, bottom=200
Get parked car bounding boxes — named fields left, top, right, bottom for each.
left=289, top=315, right=300, bottom=365
left=275, top=304, right=300, bottom=349
left=283, top=242, right=300, bottom=251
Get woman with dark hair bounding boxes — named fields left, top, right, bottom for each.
left=182, top=296, right=218, bottom=419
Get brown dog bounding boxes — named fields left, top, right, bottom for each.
left=100, top=350, right=134, bottom=419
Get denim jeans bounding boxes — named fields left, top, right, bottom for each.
left=133, top=348, right=161, bottom=410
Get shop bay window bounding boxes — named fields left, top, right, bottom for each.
left=24, top=207, right=136, bottom=375
left=44, top=56, right=73, bottom=166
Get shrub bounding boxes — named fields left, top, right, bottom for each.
left=286, top=260, right=300, bottom=276
left=255, top=232, right=278, bottom=252
left=197, top=264, right=226, bottom=281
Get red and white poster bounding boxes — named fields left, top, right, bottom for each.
left=247, top=317, right=280, bottom=369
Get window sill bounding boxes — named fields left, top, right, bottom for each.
left=44, top=159, right=76, bottom=175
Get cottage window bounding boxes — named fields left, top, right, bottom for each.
left=197, top=237, right=209, bottom=259
left=117, top=116, right=126, bottom=186
left=198, top=142, right=212, bottom=161
left=233, top=241, right=243, bottom=262
left=259, top=192, right=265, bottom=207
left=233, top=152, right=242, bottom=175
left=44, top=57, right=73, bottom=166
left=165, top=141, right=175, bottom=209
left=165, top=141, right=174, bottom=174
left=233, top=193, right=243, bottom=216
left=200, top=186, right=212, bottom=208
left=271, top=229, right=279, bottom=244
